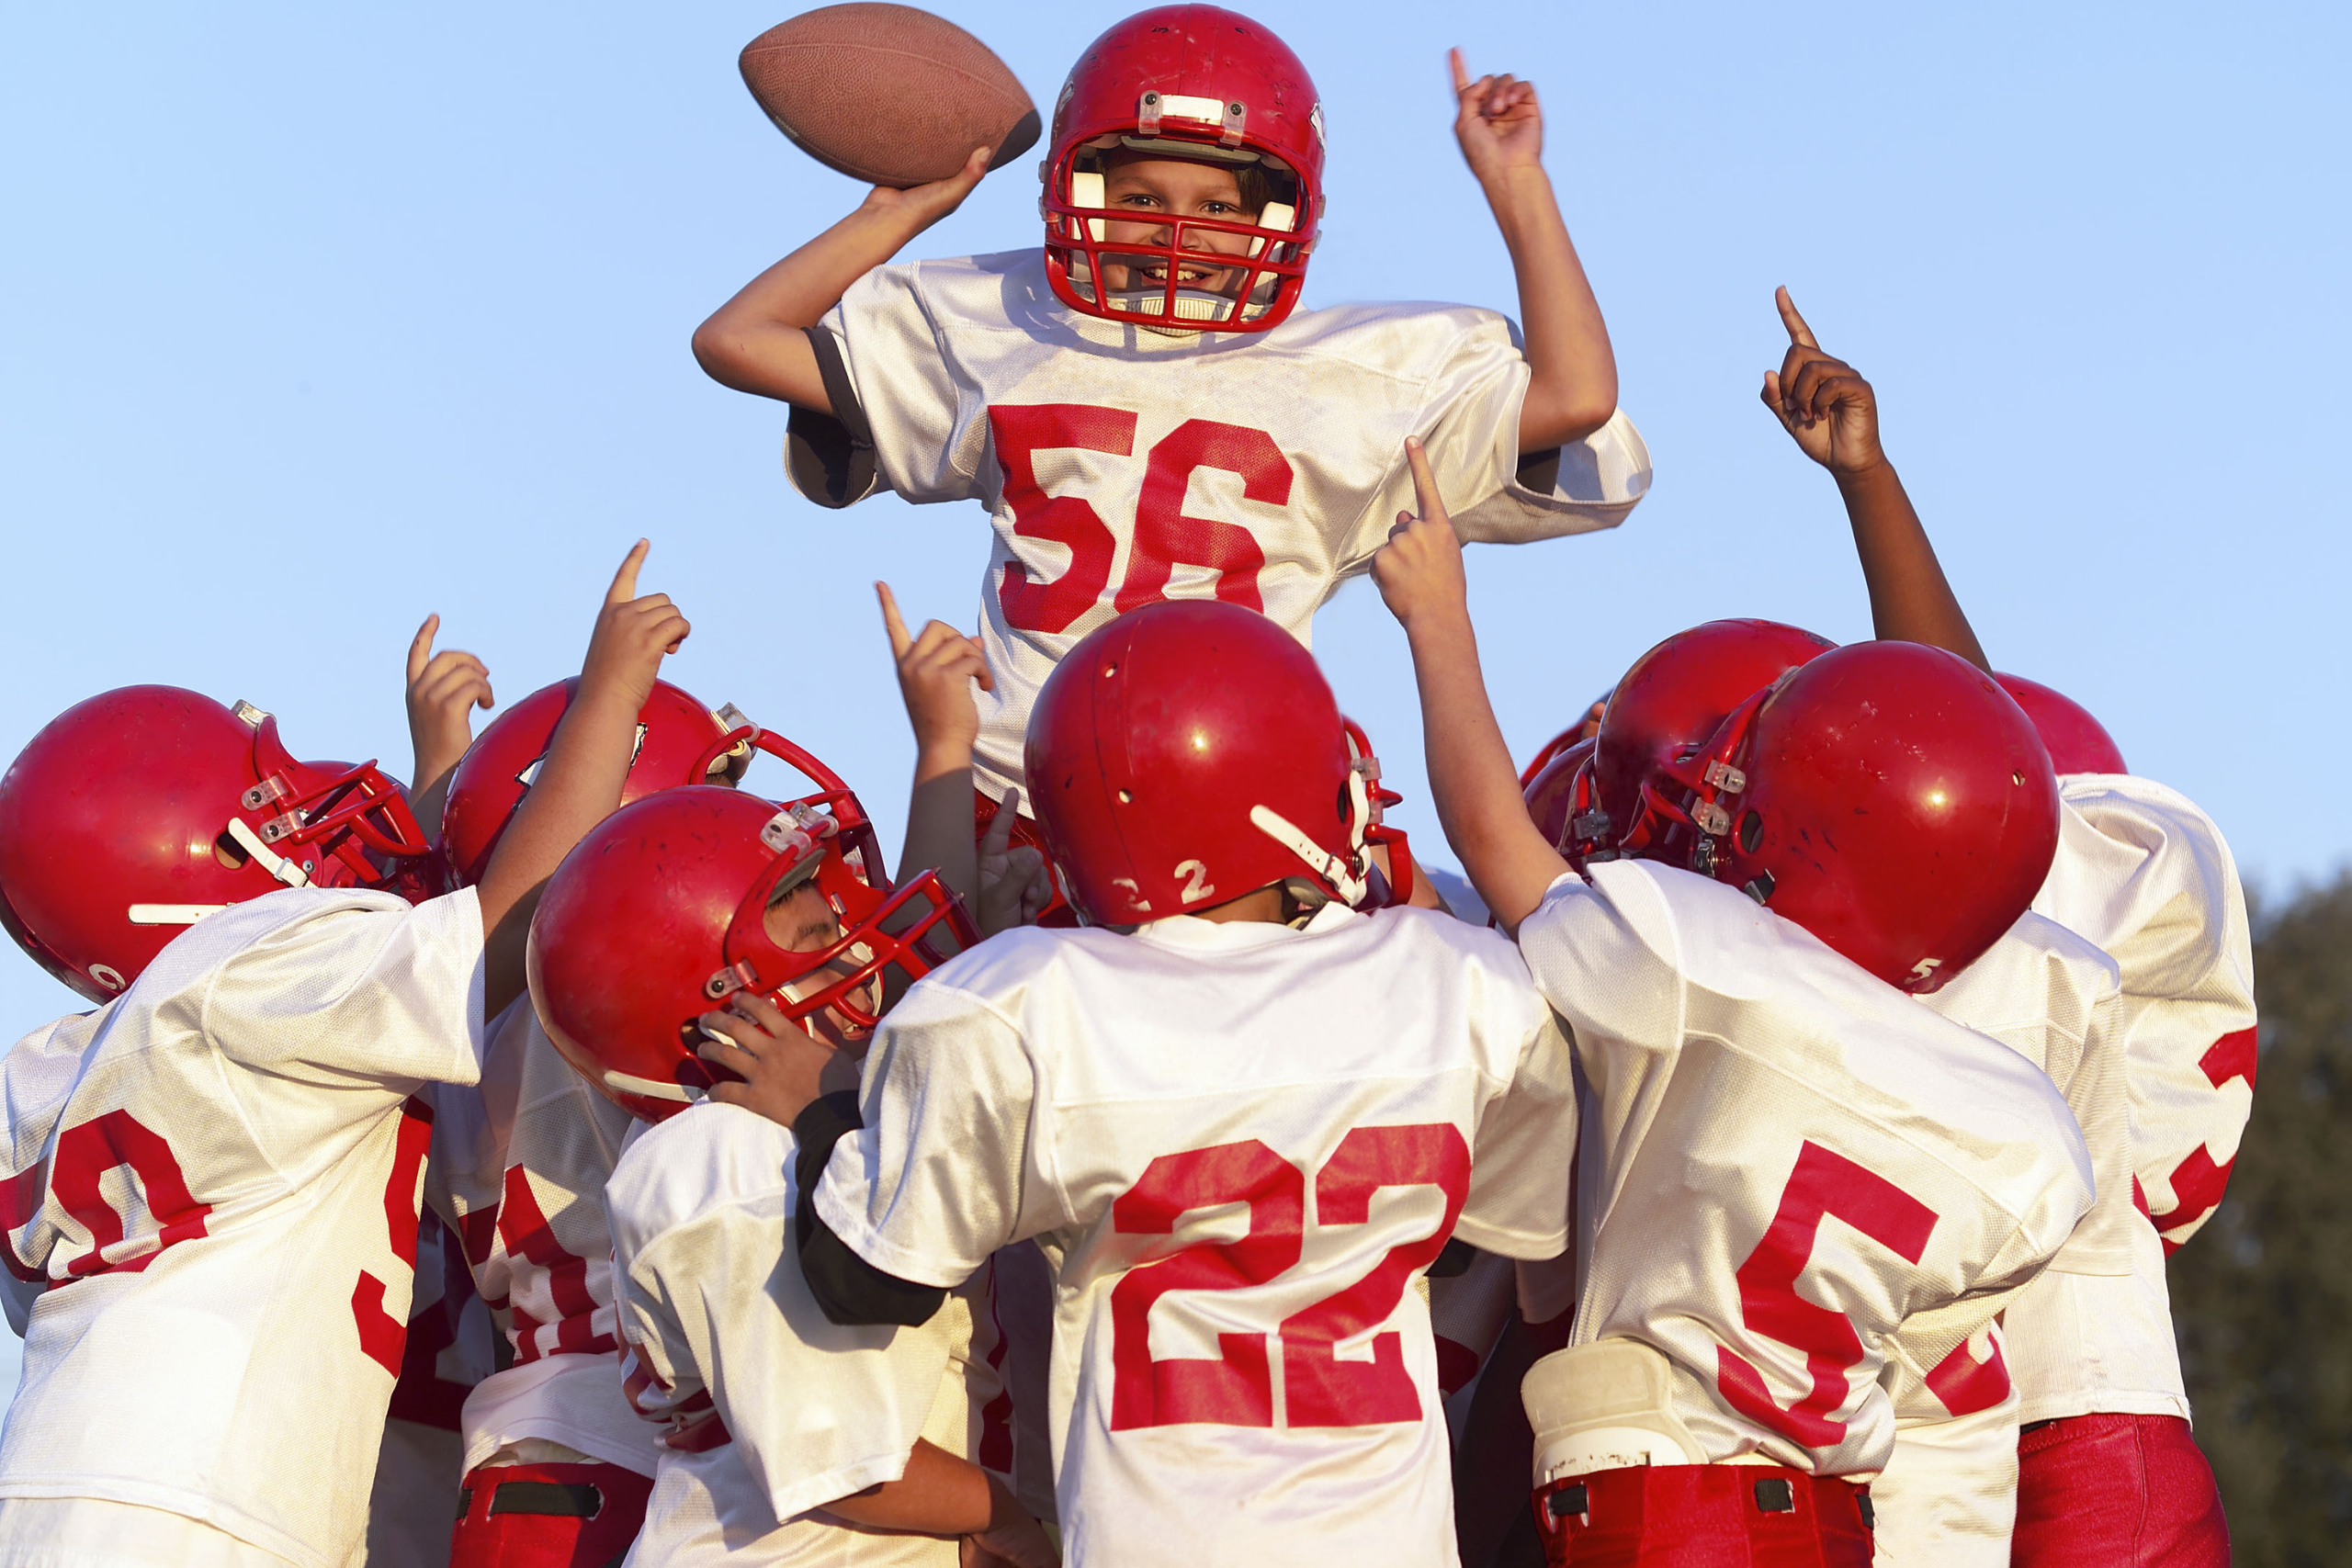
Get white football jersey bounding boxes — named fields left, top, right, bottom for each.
left=815, top=901, right=1577, bottom=1568
left=427, top=999, right=656, bottom=1476
left=2032, top=774, right=2256, bottom=1253
left=800, top=250, right=1652, bottom=799
left=0, top=887, right=485, bottom=1568
left=1513, top=861, right=2093, bottom=1478
left=1871, top=916, right=2126, bottom=1564
left=608, top=1103, right=1003, bottom=1568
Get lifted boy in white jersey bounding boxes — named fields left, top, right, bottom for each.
left=718, top=599, right=1579, bottom=1568
left=0, top=541, right=692, bottom=1568
left=1758, top=301, right=2245, bottom=1565
left=694, top=5, right=1648, bottom=841
left=1375, top=445, right=2095, bottom=1566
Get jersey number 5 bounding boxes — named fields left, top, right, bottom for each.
left=1714, top=1140, right=1939, bottom=1448
left=1109, top=1123, right=1468, bottom=1432
left=990, top=405, right=1289, bottom=635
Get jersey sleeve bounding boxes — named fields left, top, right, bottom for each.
left=609, top=1108, right=967, bottom=1522
left=814, top=979, right=1052, bottom=1291
left=198, top=887, right=487, bottom=1088
left=797, top=262, right=984, bottom=509
left=2050, top=784, right=2257, bottom=1253
left=1330, top=311, right=1650, bottom=573
left=1453, top=1003, right=1578, bottom=1261
left=1512, top=865, right=1690, bottom=1063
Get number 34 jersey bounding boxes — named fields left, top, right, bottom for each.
left=1513, top=862, right=2094, bottom=1479
left=798, top=249, right=1652, bottom=800
left=0, top=887, right=487, bottom=1568
left=816, top=901, right=1577, bottom=1568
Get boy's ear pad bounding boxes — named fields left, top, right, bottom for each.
left=741, top=5, right=1041, bottom=189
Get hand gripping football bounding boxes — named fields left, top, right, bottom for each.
left=740, top=5, right=1041, bottom=187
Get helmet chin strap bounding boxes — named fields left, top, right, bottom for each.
left=1248, top=802, right=1370, bottom=908
left=225, top=815, right=311, bottom=888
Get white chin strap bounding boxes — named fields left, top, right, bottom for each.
left=226, top=816, right=311, bottom=888
left=1249, top=804, right=1369, bottom=908
left=603, top=1068, right=703, bottom=1106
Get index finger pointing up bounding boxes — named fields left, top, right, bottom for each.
left=876, top=581, right=913, bottom=659
left=1775, top=286, right=1818, bottom=349
left=406, top=614, right=440, bottom=685
left=1449, top=47, right=1473, bottom=95
left=1404, top=436, right=1451, bottom=528
left=607, top=539, right=650, bottom=604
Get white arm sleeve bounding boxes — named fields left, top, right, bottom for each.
left=814, top=982, right=1049, bottom=1291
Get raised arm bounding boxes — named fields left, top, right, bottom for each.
left=1762, top=288, right=1988, bottom=671
left=402, top=613, right=493, bottom=840
left=1373, top=439, right=1571, bottom=932
left=474, top=541, right=689, bottom=1017
left=1450, top=51, right=1618, bottom=453
left=690, top=149, right=993, bottom=409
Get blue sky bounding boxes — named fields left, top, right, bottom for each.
left=1, top=3, right=2345, bottom=1384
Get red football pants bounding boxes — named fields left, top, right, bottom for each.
left=448, top=1461, right=652, bottom=1568
left=1533, top=1463, right=1874, bottom=1567
left=2013, top=1413, right=2230, bottom=1566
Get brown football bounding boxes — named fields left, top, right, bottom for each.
left=740, top=6, right=1041, bottom=188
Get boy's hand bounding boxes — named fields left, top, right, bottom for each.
left=858, top=145, right=993, bottom=238
left=1450, top=49, right=1544, bottom=187
left=976, top=790, right=1053, bottom=936
left=1372, top=438, right=1472, bottom=635
left=879, top=581, right=988, bottom=764
left=1761, top=288, right=1885, bottom=475
left=963, top=1475, right=1059, bottom=1568
left=404, top=614, right=493, bottom=791
left=581, top=540, right=690, bottom=717
left=697, top=990, right=855, bottom=1128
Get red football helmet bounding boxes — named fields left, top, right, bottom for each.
left=0, top=685, right=429, bottom=1002
left=1588, top=619, right=1838, bottom=861
left=1626, top=641, right=2061, bottom=994
left=526, top=732, right=976, bottom=1122
left=440, top=678, right=746, bottom=888
left=1522, top=736, right=1596, bottom=852
left=1996, top=673, right=2128, bottom=776
left=1042, top=6, right=1324, bottom=332
left=1025, top=600, right=1371, bottom=924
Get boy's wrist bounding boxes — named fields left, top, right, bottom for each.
left=912, top=739, right=974, bottom=785
left=1479, top=164, right=1560, bottom=231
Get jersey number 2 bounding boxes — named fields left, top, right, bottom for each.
left=990, top=405, right=1290, bottom=634
left=1109, top=1123, right=1467, bottom=1431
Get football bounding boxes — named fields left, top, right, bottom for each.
left=740, top=5, right=1041, bottom=188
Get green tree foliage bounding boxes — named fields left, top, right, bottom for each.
left=2173, top=869, right=2352, bottom=1566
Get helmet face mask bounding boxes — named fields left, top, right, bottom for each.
left=1042, top=6, right=1325, bottom=333
left=527, top=738, right=978, bottom=1124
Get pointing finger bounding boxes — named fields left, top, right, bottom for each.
left=876, top=581, right=913, bottom=660
left=1449, top=47, right=1471, bottom=95
left=407, top=615, right=439, bottom=686
left=607, top=539, right=650, bottom=605
left=1403, top=436, right=1450, bottom=529
left=1775, top=286, right=1818, bottom=349
left=981, top=791, right=1019, bottom=863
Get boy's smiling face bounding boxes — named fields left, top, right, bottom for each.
left=1095, top=151, right=1258, bottom=299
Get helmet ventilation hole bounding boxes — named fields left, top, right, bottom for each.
left=1738, top=811, right=1764, bottom=854
left=1117, top=789, right=1133, bottom=804
left=2012, top=771, right=2026, bottom=785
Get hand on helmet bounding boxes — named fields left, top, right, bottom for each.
left=580, top=540, right=691, bottom=718
left=696, top=988, right=858, bottom=1130
left=977, top=789, right=1054, bottom=936
left=1760, top=288, right=1887, bottom=476
left=405, top=613, right=493, bottom=800
left=1450, top=50, right=1544, bottom=186
left=879, top=581, right=989, bottom=764
left=858, top=145, right=994, bottom=238
left=1372, top=438, right=1470, bottom=635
